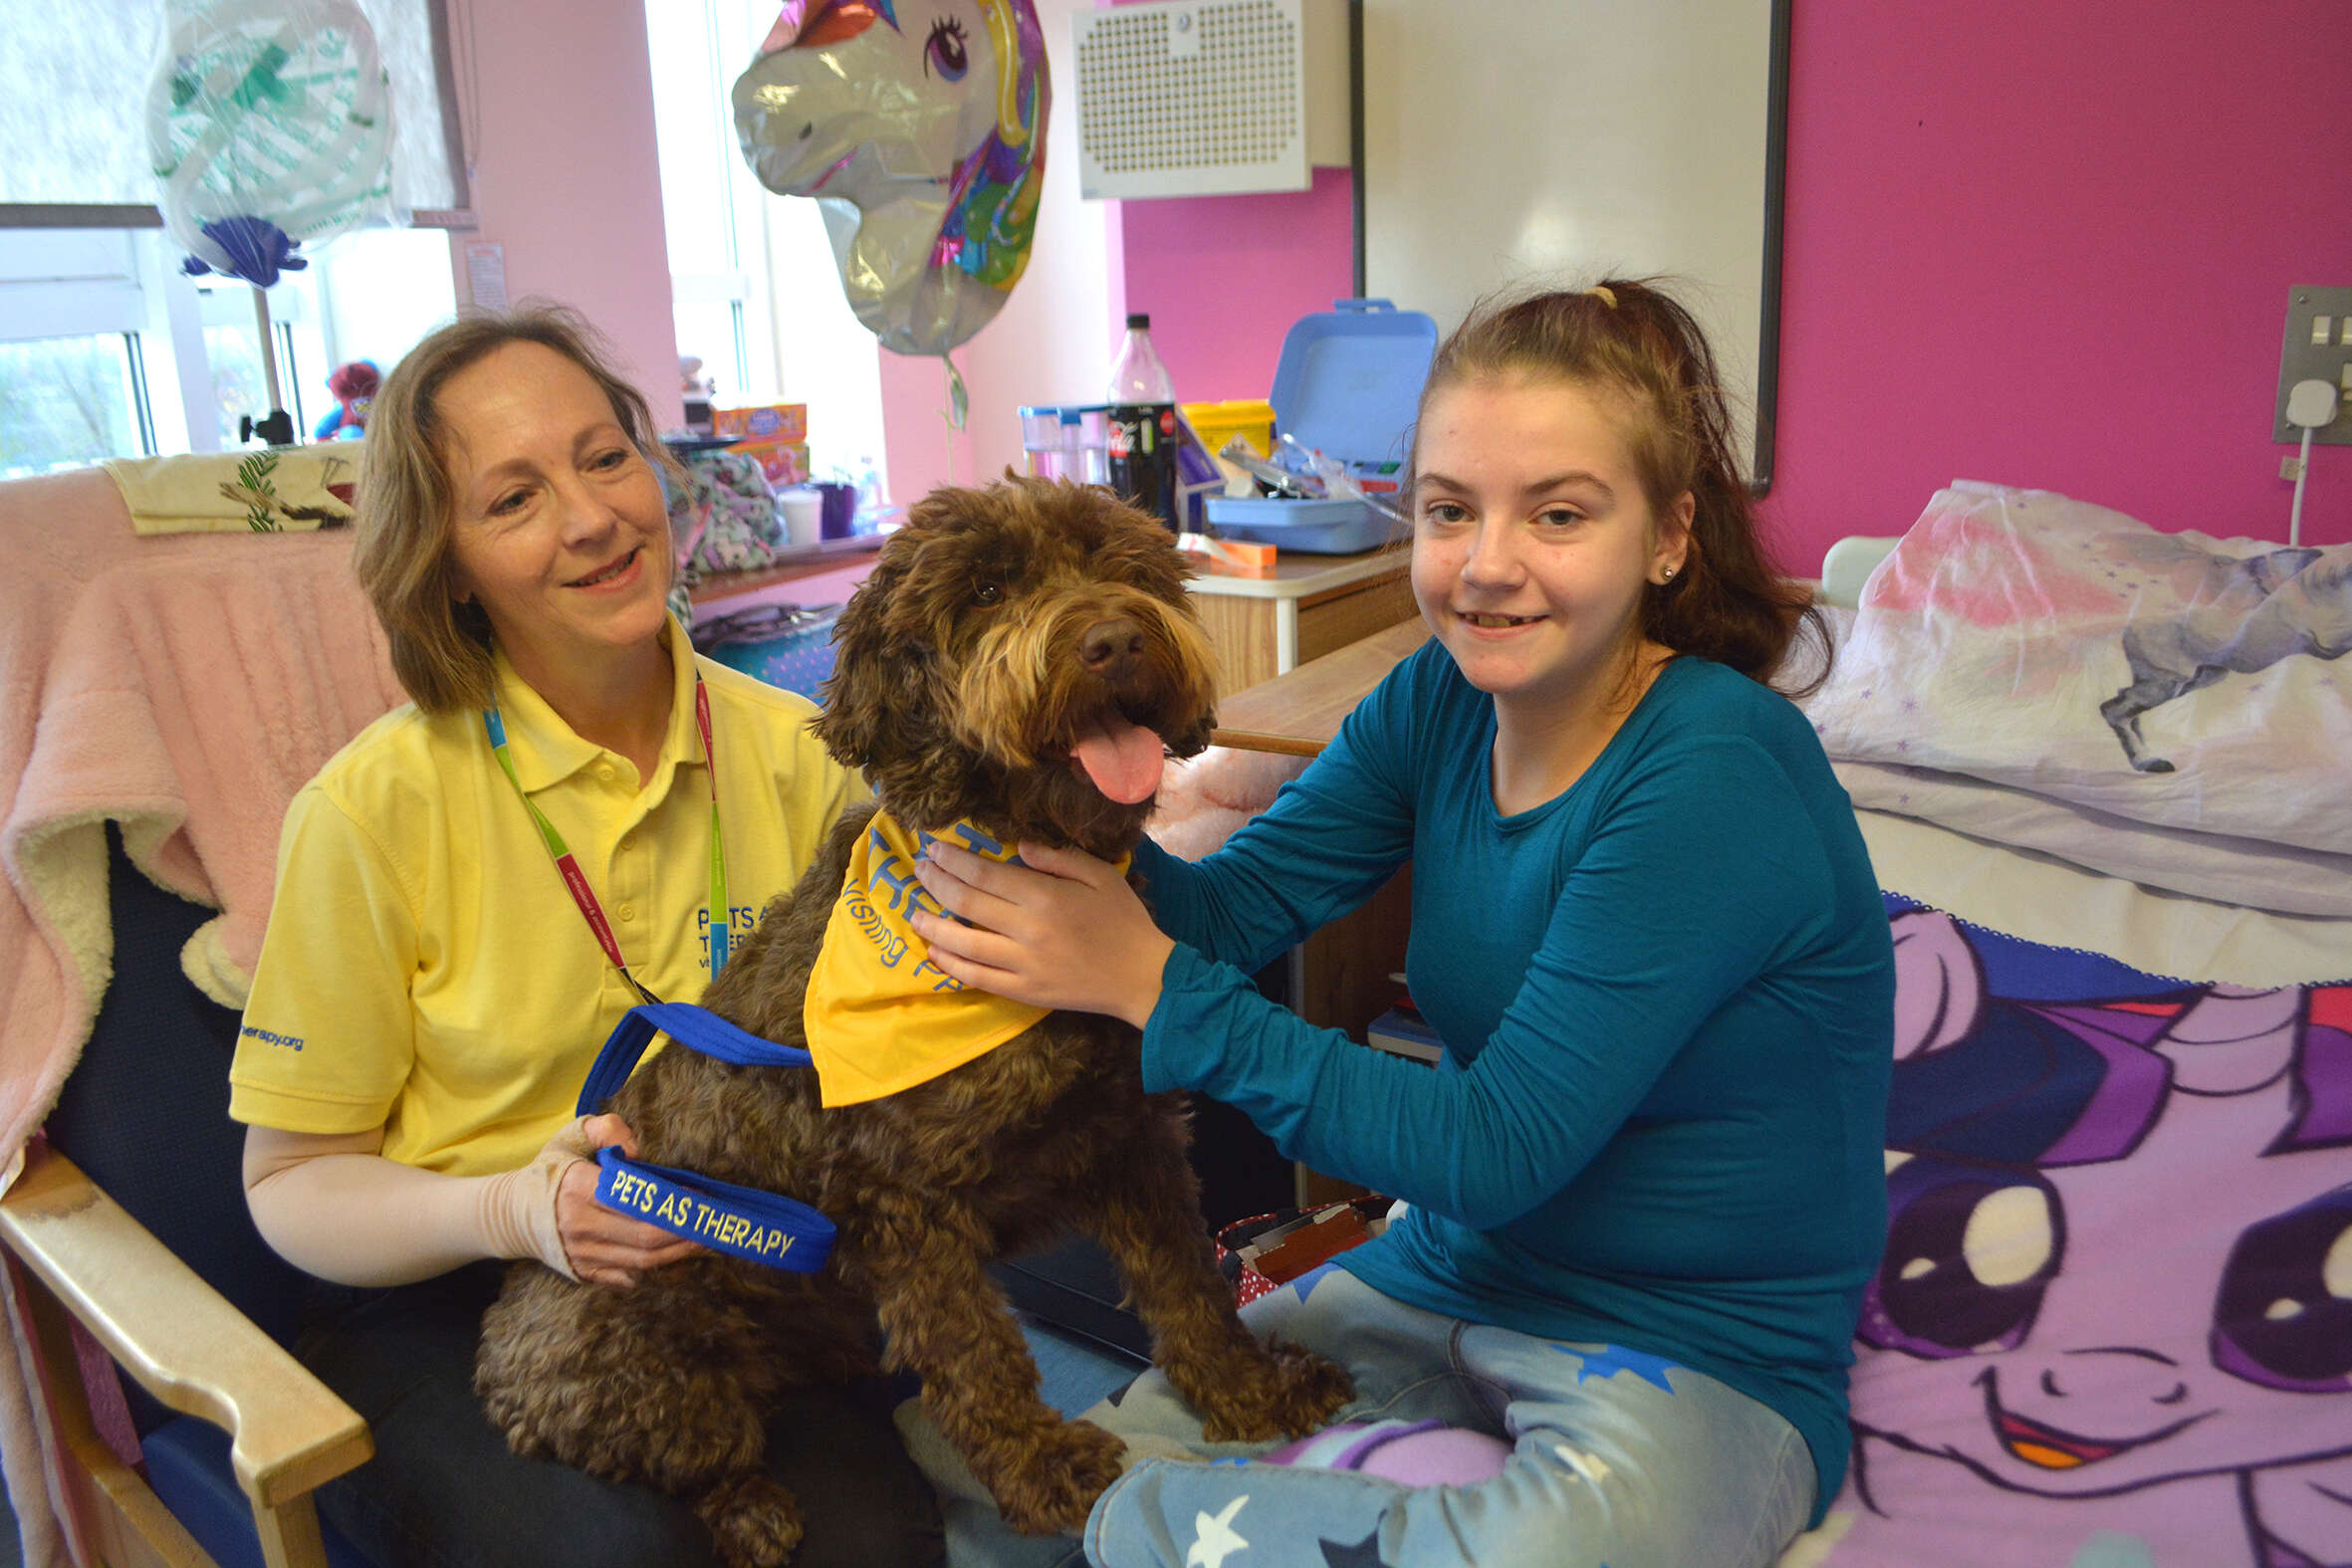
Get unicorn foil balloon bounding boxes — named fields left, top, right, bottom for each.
left=734, top=0, right=1050, bottom=357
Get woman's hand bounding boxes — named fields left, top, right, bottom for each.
left=541, top=1114, right=703, bottom=1288
left=909, top=840, right=1174, bottom=1029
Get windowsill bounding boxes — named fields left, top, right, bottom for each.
left=684, top=532, right=888, bottom=604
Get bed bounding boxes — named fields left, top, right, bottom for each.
left=1157, top=479, right=2352, bottom=1568
left=1778, top=482, right=2352, bottom=1568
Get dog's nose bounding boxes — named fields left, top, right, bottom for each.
left=1079, top=616, right=1146, bottom=678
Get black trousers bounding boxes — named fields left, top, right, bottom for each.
left=297, top=1262, right=944, bottom=1568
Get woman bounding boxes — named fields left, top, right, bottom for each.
left=228, top=307, right=940, bottom=1567
left=908, top=281, right=1895, bottom=1568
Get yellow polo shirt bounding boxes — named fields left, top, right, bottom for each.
left=229, top=619, right=862, bottom=1176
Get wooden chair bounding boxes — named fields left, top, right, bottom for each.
left=1, top=829, right=372, bottom=1568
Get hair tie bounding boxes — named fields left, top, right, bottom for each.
left=1588, top=285, right=1618, bottom=310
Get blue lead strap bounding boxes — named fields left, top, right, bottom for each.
left=577, top=1003, right=835, bottom=1272
left=588, top=1148, right=832, bottom=1271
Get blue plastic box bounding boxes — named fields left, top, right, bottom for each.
left=1203, top=298, right=1437, bottom=555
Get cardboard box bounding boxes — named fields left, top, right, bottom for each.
left=711, top=403, right=812, bottom=490
left=728, top=438, right=810, bottom=490
left=712, top=402, right=809, bottom=444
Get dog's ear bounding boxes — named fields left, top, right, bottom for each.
left=811, top=546, right=927, bottom=772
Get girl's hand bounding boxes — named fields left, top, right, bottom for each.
left=543, top=1114, right=703, bottom=1287
left=909, top=839, right=1174, bottom=1029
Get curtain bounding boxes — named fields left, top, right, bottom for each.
left=0, top=0, right=471, bottom=225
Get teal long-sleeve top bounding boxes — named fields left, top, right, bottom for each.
left=1136, top=642, right=1894, bottom=1520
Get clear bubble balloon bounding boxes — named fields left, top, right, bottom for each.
left=147, top=0, right=396, bottom=290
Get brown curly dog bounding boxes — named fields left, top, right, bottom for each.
left=474, top=477, right=1353, bottom=1567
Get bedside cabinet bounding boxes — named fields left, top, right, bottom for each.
left=1186, top=548, right=1415, bottom=699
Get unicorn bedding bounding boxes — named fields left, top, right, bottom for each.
left=1785, top=484, right=2352, bottom=1568
left=1804, top=481, right=2351, bottom=889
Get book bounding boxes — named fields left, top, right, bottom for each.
left=1364, top=1005, right=1442, bottom=1065
left=1241, top=1204, right=1372, bottom=1284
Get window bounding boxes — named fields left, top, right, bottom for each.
left=0, top=0, right=469, bottom=217
left=1, top=229, right=158, bottom=475
left=0, top=225, right=455, bottom=479
left=0, top=334, right=148, bottom=477
left=0, top=0, right=470, bottom=476
left=643, top=0, right=888, bottom=487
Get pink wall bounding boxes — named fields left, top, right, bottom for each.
left=443, top=5, right=683, bottom=431
left=1760, top=0, right=2352, bottom=564
left=1117, top=165, right=1358, bottom=403
left=1124, top=4, right=2352, bottom=567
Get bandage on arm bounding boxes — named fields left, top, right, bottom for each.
left=241, top=1123, right=585, bottom=1287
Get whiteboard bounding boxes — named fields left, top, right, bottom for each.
left=1359, top=0, right=1789, bottom=487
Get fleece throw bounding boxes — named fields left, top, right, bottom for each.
left=0, top=464, right=401, bottom=1567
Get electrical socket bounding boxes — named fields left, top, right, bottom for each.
left=2276, top=286, right=2352, bottom=445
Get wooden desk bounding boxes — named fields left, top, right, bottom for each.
left=1212, top=618, right=1431, bottom=755
left=1208, top=617, right=1432, bottom=1207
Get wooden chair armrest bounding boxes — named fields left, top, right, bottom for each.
left=0, top=1144, right=371, bottom=1509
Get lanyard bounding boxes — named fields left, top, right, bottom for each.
left=483, top=670, right=732, bottom=1006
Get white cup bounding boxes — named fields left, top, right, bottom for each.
left=778, top=488, right=823, bottom=547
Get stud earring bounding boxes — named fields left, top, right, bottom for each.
left=1660, top=565, right=1677, bottom=582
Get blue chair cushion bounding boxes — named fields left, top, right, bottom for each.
left=142, top=1419, right=373, bottom=1568
left=39, top=829, right=386, bottom=1564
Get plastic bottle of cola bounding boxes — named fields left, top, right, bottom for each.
left=1106, top=312, right=1177, bottom=402
left=1103, top=313, right=1180, bottom=530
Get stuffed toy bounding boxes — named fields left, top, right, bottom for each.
left=313, top=359, right=379, bottom=441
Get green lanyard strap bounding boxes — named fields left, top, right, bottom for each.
left=483, top=670, right=731, bottom=1005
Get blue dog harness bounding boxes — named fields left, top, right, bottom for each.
left=576, top=1003, right=836, bottom=1271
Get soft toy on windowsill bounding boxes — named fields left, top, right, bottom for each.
left=312, top=359, right=379, bottom=442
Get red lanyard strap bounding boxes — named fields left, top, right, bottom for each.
left=484, top=669, right=732, bottom=1005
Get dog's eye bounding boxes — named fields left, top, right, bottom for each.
left=973, top=583, right=1002, bottom=606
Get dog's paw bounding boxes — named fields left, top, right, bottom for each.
left=992, top=1418, right=1126, bottom=1536
left=694, top=1473, right=805, bottom=1568
left=1192, top=1341, right=1355, bottom=1444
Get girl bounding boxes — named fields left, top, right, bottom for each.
left=909, top=281, right=1894, bottom=1568
left=229, top=308, right=939, bottom=1567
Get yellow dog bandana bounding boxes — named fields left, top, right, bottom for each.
left=802, top=814, right=1126, bottom=1107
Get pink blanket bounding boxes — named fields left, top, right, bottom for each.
left=0, top=466, right=402, bottom=1565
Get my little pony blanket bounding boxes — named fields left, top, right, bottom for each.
left=1790, top=484, right=2352, bottom=1566
left=1793, top=894, right=2352, bottom=1568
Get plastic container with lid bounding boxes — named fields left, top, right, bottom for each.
left=1203, top=299, right=1437, bottom=555
left=1181, top=399, right=1277, bottom=462
left=1019, top=404, right=1111, bottom=486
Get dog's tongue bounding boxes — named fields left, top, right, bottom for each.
left=1070, top=714, right=1165, bottom=803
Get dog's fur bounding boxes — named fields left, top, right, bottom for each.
left=475, top=478, right=1353, bottom=1567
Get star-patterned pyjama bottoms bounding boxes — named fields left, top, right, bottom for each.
left=920, top=1262, right=1818, bottom=1568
